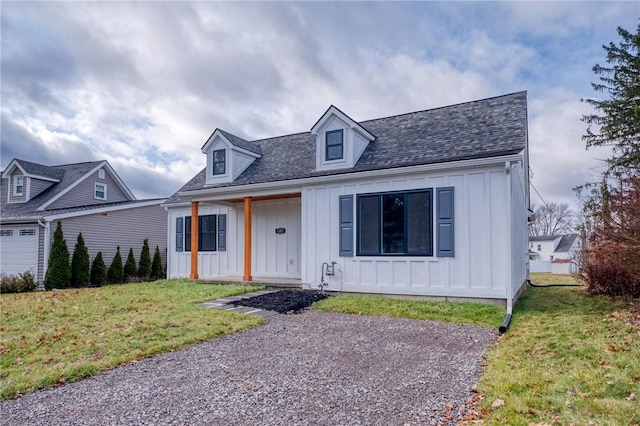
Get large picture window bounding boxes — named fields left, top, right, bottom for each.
left=181, top=214, right=223, bottom=252
left=356, top=189, right=432, bottom=256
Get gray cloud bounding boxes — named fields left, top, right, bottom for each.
left=1, top=1, right=638, bottom=209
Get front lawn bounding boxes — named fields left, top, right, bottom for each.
left=0, top=280, right=263, bottom=400
left=479, top=285, right=640, bottom=425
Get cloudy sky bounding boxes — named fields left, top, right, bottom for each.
left=1, top=2, right=637, bottom=208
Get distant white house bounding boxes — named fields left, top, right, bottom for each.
left=529, top=234, right=581, bottom=274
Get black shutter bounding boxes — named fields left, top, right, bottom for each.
left=339, top=195, right=354, bottom=257
left=436, top=187, right=455, bottom=257
left=185, top=216, right=192, bottom=252
left=176, top=217, right=183, bottom=252
left=218, top=214, right=226, bottom=251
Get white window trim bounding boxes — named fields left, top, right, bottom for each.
left=95, top=182, right=107, bottom=200
left=13, top=175, right=24, bottom=196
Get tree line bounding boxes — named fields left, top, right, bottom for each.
left=44, top=221, right=165, bottom=290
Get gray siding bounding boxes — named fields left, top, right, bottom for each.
left=30, top=178, right=55, bottom=199
left=52, top=204, right=168, bottom=271
left=8, top=170, right=27, bottom=203
left=48, top=168, right=130, bottom=209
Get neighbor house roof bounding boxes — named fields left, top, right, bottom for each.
left=554, top=234, right=578, bottom=253
left=0, top=159, right=154, bottom=221
left=167, top=91, right=528, bottom=204
left=529, top=235, right=560, bottom=242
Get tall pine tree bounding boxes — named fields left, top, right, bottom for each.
left=44, top=221, right=71, bottom=290
left=582, top=23, right=640, bottom=173
left=70, top=233, right=91, bottom=287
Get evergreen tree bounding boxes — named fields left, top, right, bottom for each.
left=108, top=246, right=124, bottom=284
left=151, top=246, right=164, bottom=280
left=70, top=233, right=91, bottom=287
left=582, top=23, right=640, bottom=173
left=124, top=248, right=137, bottom=280
left=90, top=252, right=108, bottom=287
left=137, top=238, right=152, bottom=279
left=44, top=221, right=71, bottom=290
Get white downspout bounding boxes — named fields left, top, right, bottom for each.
left=38, top=219, right=51, bottom=288
left=164, top=206, right=171, bottom=279
left=499, top=162, right=514, bottom=333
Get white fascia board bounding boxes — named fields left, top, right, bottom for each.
left=42, top=199, right=167, bottom=221
left=201, top=129, right=225, bottom=153
left=231, top=145, right=262, bottom=159
left=24, top=174, right=60, bottom=183
left=180, top=153, right=524, bottom=201
left=1, top=160, right=26, bottom=179
left=311, top=106, right=375, bottom=141
left=102, top=161, right=136, bottom=200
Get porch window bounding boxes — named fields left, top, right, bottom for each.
left=181, top=214, right=225, bottom=252
left=356, top=189, right=432, bottom=256
left=212, top=149, right=226, bottom=176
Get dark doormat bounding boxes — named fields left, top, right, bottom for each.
left=232, top=290, right=328, bottom=314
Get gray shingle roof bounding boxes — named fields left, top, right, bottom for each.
left=529, top=236, right=560, bottom=242
left=167, top=91, right=527, bottom=203
left=12, top=158, right=65, bottom=180
left=1, top=160, right=137, bottom=220
left=555, top=234, right=578, bottom=253
left=217, top=129, right=263, bottom=155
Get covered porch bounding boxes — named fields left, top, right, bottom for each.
left=188, top=192, right=302, bottom=283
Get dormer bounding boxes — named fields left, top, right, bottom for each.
left=201, top=129, right=262, bottom=185
left=311, top=105, right=375, bottom=172
left=2, top=159, right=61, bottom=204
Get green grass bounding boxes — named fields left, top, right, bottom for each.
left=479, top=286, right=640, bottom=425
left=0, top=280, right=263, bottom=400
left=315, top=294, right=505, bottom=328
left=530, top=272, right=581, bottom=285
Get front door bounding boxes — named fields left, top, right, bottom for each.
left=252, top=198, right=301, bottom=278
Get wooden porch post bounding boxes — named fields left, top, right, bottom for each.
left=243, top=197, right=253, bottom=281
left=190, top=201, right=199, bottom=279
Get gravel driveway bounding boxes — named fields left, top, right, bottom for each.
left=1, top=311, right=495, bottom=425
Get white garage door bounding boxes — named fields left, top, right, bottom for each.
left=0, top=225, right=39, bottom=276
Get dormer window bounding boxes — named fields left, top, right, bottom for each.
left=95, top=183, right=107, bottom=200
left=212, top=149, right=226, bottom=176
left=13, top=176, right=24, bottom=196
left=326, top=129, right=344, bottom=161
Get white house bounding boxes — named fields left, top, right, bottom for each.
left=164, top=92, right=530, bottom=312
left=529, top=234, right=580, bottom=274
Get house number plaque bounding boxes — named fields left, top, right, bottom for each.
left=275, top=228, right=286, bottom=234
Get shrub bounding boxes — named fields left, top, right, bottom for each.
left=124, top=248, right=136, bottom=280
left=90, top=252, right=107, bottom=287
left=151, top=246, right=164, bottom=280
left=1, top=271, right=36, bottom=293
left=580, top=241, right=640, bottom=298
left=108, top=246, right=124, bottom=284
left=137, top=238, right=151, bottom=279
left=70, top=233, right=91, bottom=287
left=44, top=221, right=71, bottom=290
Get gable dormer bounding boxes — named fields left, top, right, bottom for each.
left=311, top=105, right=375, bottom=172
left=201, top=129, right=262, bottom=185
left=2, top=159, right=61, bottom=204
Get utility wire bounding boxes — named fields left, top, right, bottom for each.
left=530, top=180, right=549, bottom=209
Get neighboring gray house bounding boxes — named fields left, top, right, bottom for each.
left=1, top=158, right=167, bottom=285
left=164, top=91, right=531, bottom=314
left=529, top=234, right=581, bottom=274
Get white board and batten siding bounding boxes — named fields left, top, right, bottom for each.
left=168, top=199, right=302, bottom=280
left=301, top=164, right=524, bottom=300
left=56, top=204, right=168, bottom=268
